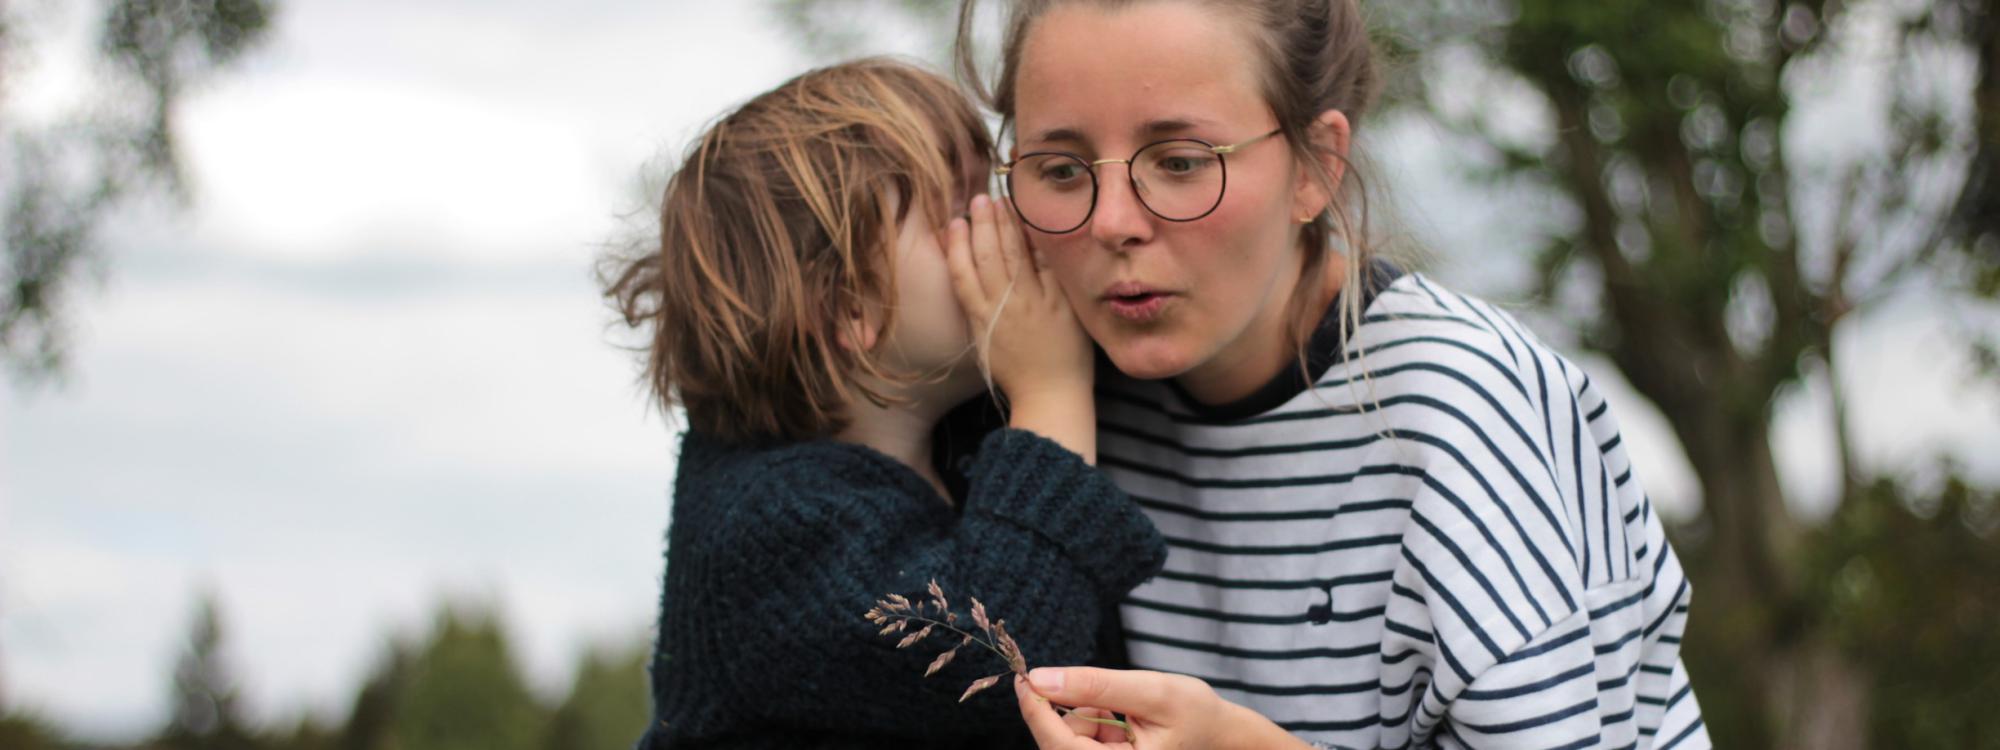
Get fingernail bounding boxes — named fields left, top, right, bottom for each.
left=1029, top=667, right=1064, bottom=693
left=971, top=193, right=990, bottom=210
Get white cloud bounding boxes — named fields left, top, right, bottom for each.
left=180, top=78, right=607, bottom=262
left=1, top=253, right=675, bottom=735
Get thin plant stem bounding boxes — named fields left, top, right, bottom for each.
left=878, top=610, right=1132, bottom=730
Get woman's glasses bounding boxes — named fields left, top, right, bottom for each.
left=996, top=129, right=1283, bottom=234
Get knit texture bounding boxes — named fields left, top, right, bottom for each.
left=639, top=427, right=1168, bottom=749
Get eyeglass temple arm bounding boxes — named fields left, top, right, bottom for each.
left=1211, top=128, right=1283, bottom=155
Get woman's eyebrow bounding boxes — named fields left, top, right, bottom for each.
left=1021, top=117, right=1223, bottom=152
left=1025, top=126, right=1087, bottom=147
left=1026, top=118, right=1217, bottom=147
left=1140, top=118, right=1209, bottom=137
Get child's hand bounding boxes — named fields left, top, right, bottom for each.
left=946, top=193, right=1096, bottom=461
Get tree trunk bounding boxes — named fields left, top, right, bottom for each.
left=1663, top=385, right=1871, bottom=749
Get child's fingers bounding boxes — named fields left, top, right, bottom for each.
left=970, top=194, right=1008, bottom=298
left=943, top=217, right=987, bottom=315
left=1000, top=198, right=1048, bottom=302
left=994, top=197, right=1030, bottom=294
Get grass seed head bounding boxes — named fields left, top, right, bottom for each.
left=959, top=674, right=1002, bottom=703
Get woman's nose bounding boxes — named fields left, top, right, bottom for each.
left=1088, top=164, right=1153, bottom=251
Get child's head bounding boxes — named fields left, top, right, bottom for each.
left=605, top=58, right=993, bottom=443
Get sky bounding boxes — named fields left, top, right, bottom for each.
left=2, top=0, right=1996, bottom=742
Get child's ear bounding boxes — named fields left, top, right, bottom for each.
left=836, top=302, right=885, bottom=353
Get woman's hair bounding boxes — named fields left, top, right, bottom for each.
left=955, top=0, right=1388, bottom=360
left=602, top=57, right=992, bottom=443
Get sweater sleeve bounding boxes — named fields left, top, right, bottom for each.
left=693, top=429, right=1166, bottom=741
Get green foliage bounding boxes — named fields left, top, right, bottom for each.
left=1372, top=1, right=1997, bottom=744
left=333, top=608, right=654, bottom=750
left=2, top=594, right=656, bottom=750
left=158, top=594, right=261, bottom=750
left=381, top=606, right=548, bottom=750
left=0, top=0, right=276, bottom=382
left=0, top=710, right=69, bottom=750
left=1809, top=471, right=2000, bottom=749
left=98, top=0, right=277, bottom=194
left=261, top=717, right=338, bottom=750
left=772, top=0, right=959, bottom=64
left=335, top=645, right=412, bottom=750
left=543, top=641, right=651, bottom=750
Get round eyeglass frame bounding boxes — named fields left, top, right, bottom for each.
left=995, top=129, right=1283, bottom=234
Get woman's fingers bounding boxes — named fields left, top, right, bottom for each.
left=1015, top=676, right=1090, bottom=748
left=1066, top=708, right=1130, bottom=744
left=1025, top=667, right=1188, bottom=723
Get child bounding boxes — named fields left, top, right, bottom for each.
left=603, top=58, right=1166, bottom=748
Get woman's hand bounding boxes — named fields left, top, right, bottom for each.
left=946, top=193, right=1096, bottom=461
left=1014, top=667, right=1314, bottom=750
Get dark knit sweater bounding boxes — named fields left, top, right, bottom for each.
left=639, top=427, right=1169, bottom=749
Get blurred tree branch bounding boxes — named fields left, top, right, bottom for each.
left=0, top=0, right=275, bottom=384
left=773, top=0, right=960, bottom=64
left=1378, top=1, right=1997, bottom=746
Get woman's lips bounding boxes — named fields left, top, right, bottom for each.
left=1103, top=283, right=1174, bottom=323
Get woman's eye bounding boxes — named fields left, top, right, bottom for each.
left=1040, top=163, right=1085, bottom=183
left=1153, top=152, right=1216, bottom=175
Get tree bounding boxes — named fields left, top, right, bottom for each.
left=158, top=593, right=260, bottom=750
left=0, top=710, right=68, bottom=750
left=335, top=644, right=412, bottom=750
left=381, top=605, right=547, bottom=750
left=543, top=639, right=651, bottom=750
left=1806, top=469, right=2000, bottom=749
left=774, top=1, right=1999, bottom=747
left=1379, top=1, right=1996, bottom=747
left=262, top=716, right=337, bottom=750
left=1, top=0, right=276, bottom=382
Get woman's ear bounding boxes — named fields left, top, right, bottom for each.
left=1292, top=109, right=1353, bottom=222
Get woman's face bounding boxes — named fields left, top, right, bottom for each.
left=1013, top=0, right=1317, bottom=401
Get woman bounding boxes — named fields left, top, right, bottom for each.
left=953, top=1, right=1711, bottom=748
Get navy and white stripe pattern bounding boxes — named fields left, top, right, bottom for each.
left=1101, top=274, right=1709, bottom=749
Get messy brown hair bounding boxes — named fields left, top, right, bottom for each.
left=603, top=58, right=992, bottom=443
left=956, top=0, right=1388, bottom=364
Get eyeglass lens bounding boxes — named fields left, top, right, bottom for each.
left=1007, top=139, right=1227, bottom=233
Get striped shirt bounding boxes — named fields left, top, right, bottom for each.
left=1099, top=273, right=1710, bottom=749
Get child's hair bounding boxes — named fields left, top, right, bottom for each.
left=603, top=57, right=993, bottom=443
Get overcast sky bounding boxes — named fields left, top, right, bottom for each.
left=2, top=0, right=1995, bottom=742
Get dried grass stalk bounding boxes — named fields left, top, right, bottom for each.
left=868, top=580, right=1127, bottom=730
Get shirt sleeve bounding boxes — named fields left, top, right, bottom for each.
left=1367, top=295, right=1708, bottom=749
left=693, top=428, right=1167, bottom=740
